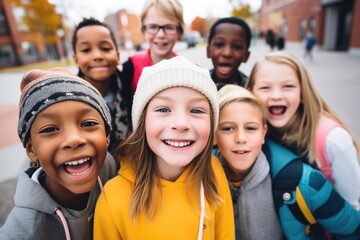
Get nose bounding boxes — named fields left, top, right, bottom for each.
left=222, top=45, right=232, bottom=57
left=155, top=27, right=166, bottom=37
left=62, top=126, right=86, bottom=150
left=92, top=49, right=104, bottom=61
left=171, top=113, right=190, bottom=132
left=269, top=87, right=283, bottom=100
left=235, top=129, right=246, bottom=144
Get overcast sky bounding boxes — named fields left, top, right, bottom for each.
left=50, top=0, right=261, bottom=26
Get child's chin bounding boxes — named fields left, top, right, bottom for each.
left=268, top=119, right=288, bottom=128
left=68, top=179, right=97, bottom=195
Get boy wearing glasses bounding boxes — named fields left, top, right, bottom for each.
left=121, top=0, right=185, bottom=96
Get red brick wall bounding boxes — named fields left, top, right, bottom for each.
left=350, top=0, right=360, bottom=48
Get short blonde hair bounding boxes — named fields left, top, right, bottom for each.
left=141, top=0, right=184, bottom=38
left=218, top=84, right=267, bottom=126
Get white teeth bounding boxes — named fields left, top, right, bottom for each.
left=64, top=158, right=90, bottom=166
left=165, top=140, right=191, bottom=147
left=70, top=168, right=90, bottom=176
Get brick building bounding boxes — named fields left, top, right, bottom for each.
left=0, top=0, right=64, bottom=68
left=105, top=9, right=144, bottom=50
left=259, top=0, right=360, bottom=53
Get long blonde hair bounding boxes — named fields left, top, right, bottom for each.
left=141, top=0, right=185, bottom=39
left=115, top=102, right=221, bottom=222
left=246, top=51, right=359, bottom=163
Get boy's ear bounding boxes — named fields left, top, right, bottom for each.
left=25, top=140, right=39, bottom=163
left=206, top=45, right=211, bottom=58
left=117, top=51, right=120, bottom=65
left=106, top=135, right=110, bottom=147
left=243, top=50, right=250, bottom=63
left=73, top=53, right=78, bottom=65
left=262, top=124, right=268, bottom=144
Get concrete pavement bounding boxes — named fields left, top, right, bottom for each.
left=1, top=40, right=359, bottom=226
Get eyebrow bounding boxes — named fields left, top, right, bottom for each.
left=218, top=119, right=261, bottom=125
left=77, top=40, right=113, bottom=46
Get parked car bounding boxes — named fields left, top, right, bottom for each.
left=182, top=31, right=202, bottom=48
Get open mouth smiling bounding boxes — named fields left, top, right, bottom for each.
left=154, top=41, right=169, bottom=47
left=269, top=106, right=287, bottom=116
left=217, top=63, right=233, bottom=75
left=164, top=140, right=193, bottom=148
left=62, top=157, right=94, bottom=176
left=218, top=62, right=232, bottom=67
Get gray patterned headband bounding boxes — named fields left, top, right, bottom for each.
left=18, top=67, right=112, bottom=146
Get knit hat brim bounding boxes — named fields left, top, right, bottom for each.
left=132, top=56, right=218, bottom=130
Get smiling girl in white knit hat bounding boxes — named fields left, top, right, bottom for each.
left=0, top=67, right=116, bottom=240
left=94, top=56, right=235, bottom=239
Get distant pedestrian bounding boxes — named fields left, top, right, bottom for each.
left=304, top=31, right=316, bottom=61
left=207, top=17, right=251, bottom=88
left=0, top=68, right=116, bottom=239
left=72, top=17, right=132, bottom=153
left=265, top=29, right=276, bottom=51
left=276, top=33, right=285, bottom=50
left=246, top=51, right=360, bottom=211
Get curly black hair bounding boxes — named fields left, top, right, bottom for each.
left=207, top=17, right=252, bottom=50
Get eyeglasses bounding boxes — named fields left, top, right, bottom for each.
left=143, top=24, right=179, bottom=35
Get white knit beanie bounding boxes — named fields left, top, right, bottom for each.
left=132, top=56, right=219, bottom=130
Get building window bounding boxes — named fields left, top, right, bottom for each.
left=299, top=18, right=306, bottom=39
left=0, top=6, right=9, bottom=34
left=22, top=42, right=38, bottom=62
left=13, top=7, right=28, bottom=32
left=0, top=44, right=16, bottom=66
left=309, top=16, right=316, bottom=34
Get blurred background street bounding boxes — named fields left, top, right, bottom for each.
left=1, top=41, right=360, bottom=226
left=1, top=0, right=360, bottom=228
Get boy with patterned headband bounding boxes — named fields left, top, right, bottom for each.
left=0, top=67, right=116, bottom=239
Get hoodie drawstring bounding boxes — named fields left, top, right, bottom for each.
left=54, top=176, right=104, bottom=240
left=55, top=208, right=71, bottom=240
left=97, top=176, right=103, bottom=191
left=197, top=181, right=205, bottom=240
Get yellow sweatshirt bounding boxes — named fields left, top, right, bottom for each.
left=94, top=156, right=235, bottom=239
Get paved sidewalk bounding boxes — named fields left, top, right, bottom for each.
left=1, top=40, right=359, bottom=227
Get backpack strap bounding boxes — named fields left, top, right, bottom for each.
left=315, top=118, right=340, bottom=183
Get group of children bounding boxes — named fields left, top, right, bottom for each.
left=0, top=0, right=359, bottom=239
